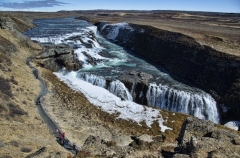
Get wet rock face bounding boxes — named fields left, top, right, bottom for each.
left=36, top=43, right=82, bottom=71
left=119, top=70, right=153, bottom=84
left=177, top=117, right=240, bottom=157
left=119, top=70, right=153, bottom=105
left=97, top=22, right=240, bottom=122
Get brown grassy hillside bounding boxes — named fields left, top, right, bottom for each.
left=0, top=13, right=70, bottom=157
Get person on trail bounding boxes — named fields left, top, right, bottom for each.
left=55, top=129, right=61, bottom=138
left=63, top=139, right=69, bottom=147
left=56, top=129, right=61, bottom=135
left=59, top=132, right=65, bottom=145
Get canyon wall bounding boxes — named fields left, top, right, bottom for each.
left=97, top=22, right=240, bottom=122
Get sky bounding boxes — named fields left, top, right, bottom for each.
left=0, top=0, right=239, bottom=13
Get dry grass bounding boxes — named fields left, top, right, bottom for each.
left=0, top=14, right=70, bottom=157
left=76, top=149, right=91, bottom=158
left=0, top=76, right=13, bottom=98
left=0, top=36, right=16, bottom=55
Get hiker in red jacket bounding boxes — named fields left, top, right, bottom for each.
left=59, top=132, right=65, bottom=145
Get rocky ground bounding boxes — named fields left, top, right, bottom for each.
left=0, top=11, right=240, bottom=158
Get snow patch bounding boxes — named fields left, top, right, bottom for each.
left=54, top=71, right=172, bottom=132
left=224, top=121, right=240, bottom=131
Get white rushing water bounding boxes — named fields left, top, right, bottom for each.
left=146, top=83, right=219, bottom=123
left=108, top=80, right=133, bottom=101
left=78, top=73, right=133, bottom=101
left=77, top=73, right=106, bottom=88
left=24, top=18, right=221, bottom=124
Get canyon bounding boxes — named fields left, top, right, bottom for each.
left=0, top=11, right=240, bottom=157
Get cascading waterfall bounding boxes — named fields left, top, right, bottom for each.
left=130, top=83, right=137, bottom=99
left=146, top=83, right=219, bottom=123
left=77, top=73, right=106, bottom=88
left=108, top=80, right=133, bottom=101
left=77, top=73, right=133, bottom=101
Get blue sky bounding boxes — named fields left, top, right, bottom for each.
left=0, top=0, right=239, bottom=13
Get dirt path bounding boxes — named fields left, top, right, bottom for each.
left=26, top=57, right=80, bottom=155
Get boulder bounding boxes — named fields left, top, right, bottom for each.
left=177, top=117, right=240, bottom=157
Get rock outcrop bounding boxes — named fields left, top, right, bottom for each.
left=0, top=16, right=35, bottom=32
left=119, top=70, right=153, bottom=104
left=97, top=22, right=240, bottom=123
left=36, top=43, right=82, bottom=71
left=177, top=117, right=240, bottom=157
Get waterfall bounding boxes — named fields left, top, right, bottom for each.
left=108, top=80, right=133, bottom=101
left=130, top=82, right=136, bottom=100
left=77, top=73, right=106, bottom=88
left=77, top=73, right=133, bottom=101
left=146, top=83, right=219, bottom=123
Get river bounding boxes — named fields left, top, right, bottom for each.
left=24, top=17, right=220, bottom=124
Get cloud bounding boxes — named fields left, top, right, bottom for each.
left=0, top=0, right=69, bottom=9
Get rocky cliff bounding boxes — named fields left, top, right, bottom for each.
left=97, top=22, right=240, bottom=123
left=35, top=43, right=82, bottom=71
left=177, top=117, right=240, bottom=157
